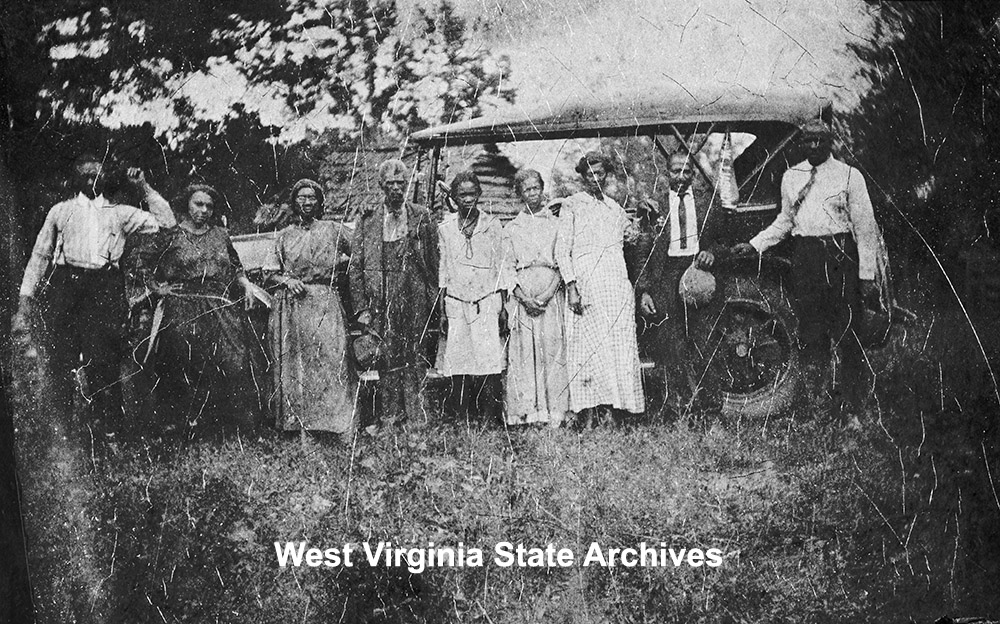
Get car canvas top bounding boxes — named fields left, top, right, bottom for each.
left=411, top=90, right=831, bottom=146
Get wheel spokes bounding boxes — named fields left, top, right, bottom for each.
left=697, top=301, right=793, bottom=395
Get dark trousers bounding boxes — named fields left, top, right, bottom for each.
left=377, top=364, right=427, bottom=423
left=791, top=234, right=866, bottom=409
left=639, top=256, right=695, bottom=414
left=39, top=265, right=126, bottom=423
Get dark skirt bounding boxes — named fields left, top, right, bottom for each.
left=152, top=285, right=265, bottom=435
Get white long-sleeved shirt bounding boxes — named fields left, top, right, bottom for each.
left=749, top=157, right=880, bottom=280
left=19, top=190, right=176, bottom=297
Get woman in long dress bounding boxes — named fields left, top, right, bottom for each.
left=265, top=178, right=357, bottom=440
left=503, top=169, right=569, bottom=426
left=555, top=152, right=645, bottom=420
left=147, top=184, right=268, bottom=436
left=436, top=171, right=512, bottom=423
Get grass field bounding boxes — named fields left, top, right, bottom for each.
left=12, top=304, right=1000, bottom=623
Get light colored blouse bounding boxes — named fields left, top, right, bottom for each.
left=502, top=208, right=561, bottom=296
left=266, top=219, right=351, bottom=284
left=438, top=211, right=513, bottom=301
left=554, top=191, right=631, bottom=287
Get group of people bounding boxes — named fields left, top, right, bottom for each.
left=13, top=117, right=881, bottom=443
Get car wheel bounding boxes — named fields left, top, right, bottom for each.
left=685, top=274, right=800, bottom=419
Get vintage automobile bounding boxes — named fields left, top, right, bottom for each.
left=409, top=91, right=836, bottom=417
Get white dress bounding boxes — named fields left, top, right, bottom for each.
left=503, top=209, right=570, bottom=424
left=436, top=212, right=513, bottom=376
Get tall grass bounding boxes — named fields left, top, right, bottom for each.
left=85, top=412, right=884, bottom=623
left=13, top=298, right=1000, bottom=622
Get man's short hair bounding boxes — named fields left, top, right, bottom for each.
left=669, top=151, right=694, bottom=166
left=73, top=152, right=103, bottom=170
left=800, top=118, right=833, bottom=138
left=378, top=159, right=409, bottom=184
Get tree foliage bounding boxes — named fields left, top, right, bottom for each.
left=228, top=0, right=512, bottom=138
left=23, top=0, right=512, bottom=135
left=846, top=1, right=1000, bottom=261
left=2, top=0, right=513, bottom=228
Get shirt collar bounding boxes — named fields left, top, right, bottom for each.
left=800, top=156, right=837, bottom=172
left=459, top=211, right=491, bottom=235
left=819, top=155, right=839, bottom=170
left=76, top=192, right=107, bottom=207
left=584, top=191, right=610, bottom=206
left=520, top=207, right=553, bottom=220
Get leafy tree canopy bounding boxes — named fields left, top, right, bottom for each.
left=2, top=0, right=513, bottom=221
left=846, top=1, right=1000, bottom=260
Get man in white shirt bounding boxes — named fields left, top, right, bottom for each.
left=14, top=154, right=176, bottom=425
left=634, top=151, right=724, bottom=416
left=734, top=119, right=881, bottom=415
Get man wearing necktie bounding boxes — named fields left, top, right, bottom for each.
left=734, top=118, right=881, bottom=418
left=634, top=151, right=724, bottom=417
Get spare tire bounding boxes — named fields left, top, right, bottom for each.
left=685, top=273, right=800, bottom=419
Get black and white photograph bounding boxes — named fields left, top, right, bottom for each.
left=1, top=1, right=999, bottom=622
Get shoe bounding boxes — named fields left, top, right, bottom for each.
left=598, top=407, right=616, bottom=428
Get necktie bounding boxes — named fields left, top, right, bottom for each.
left=678, top=193, right=688, bottom=250
left=790, top=167, right=818, bottom=217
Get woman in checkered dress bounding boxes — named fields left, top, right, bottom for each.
left=555, top=152, right=645, bottom=417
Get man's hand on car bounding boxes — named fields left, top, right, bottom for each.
left=283, top=277, right=307, bottom=298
